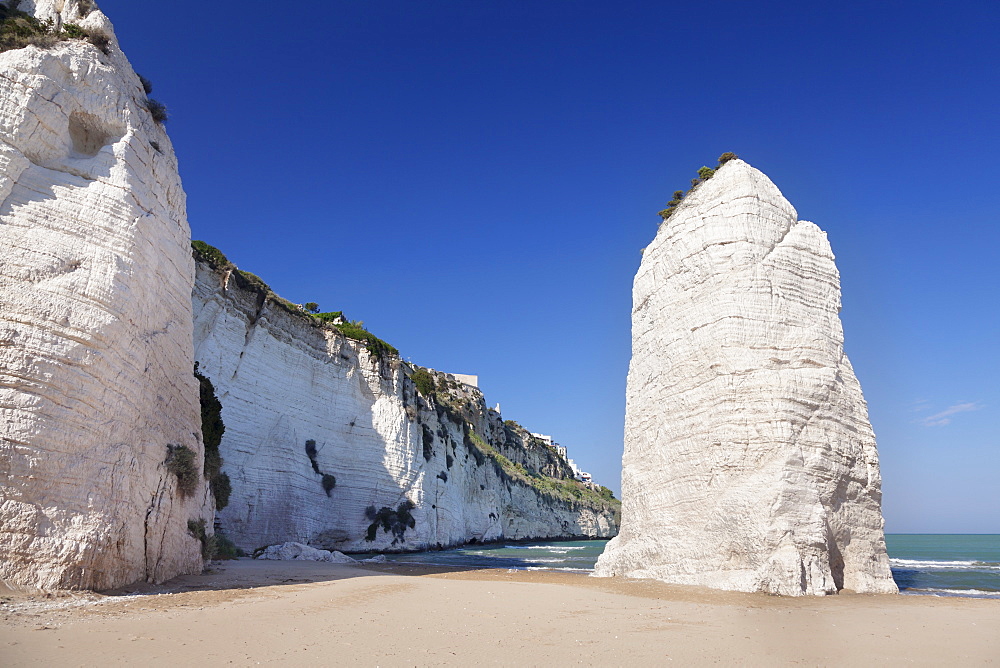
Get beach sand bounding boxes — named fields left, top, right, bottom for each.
left=2, top=560, right=997, bottom=666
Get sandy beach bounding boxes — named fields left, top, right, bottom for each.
left=1, top=560, right=997, bottom=666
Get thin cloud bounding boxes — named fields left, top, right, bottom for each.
left=918, top=402, right=983, bottom=427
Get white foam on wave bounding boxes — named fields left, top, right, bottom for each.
left=903, top=588, right=1000, bottom=599
left=890, top=558, right=999, bottom=570
left=514, top=545, right=587, bottom=551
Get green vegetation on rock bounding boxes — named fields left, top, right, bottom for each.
left=411, top=368, right=436, bottom=398
left=166, top=444, right=198, bottom=496
left=321, top=473, right=337, bottom=496
left=195, top=363, right=230, bottom=510
left=364, top=501, right=416, bottom=544
left=333, top=319, right=398, bottom=360
left=305, top=439, right=338, bottom=497
left=145, top=98, right=168, bottom=123
left=658, top=152, right=739, bottom=222
left=421, top=424, right=435, bottom=461
left=191, top=240, right=231, bottom=271
left=191, top=241, right=399, bottom=361
left=463, top=429, right=618, bottom=511
left=0, top=3, right=109, bottom=54
left=187, top=520, right=243, bottom=560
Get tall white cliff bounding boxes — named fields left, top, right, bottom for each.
left=0, top=1, right=209, bottom=590
left=594, top=159, right=897, bottom=595
left=192, top=256, right=618, bottom=552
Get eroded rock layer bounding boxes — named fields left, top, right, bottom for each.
left=0, top=1, right=208, bottom=590
left=594, top=159, right=896, bottom=595
left=192, top=258, right=619, bottom=553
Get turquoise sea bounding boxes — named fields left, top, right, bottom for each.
left=886, top=534, right=1000, bottom=599
left=383, top=535, right=1000, bottom=598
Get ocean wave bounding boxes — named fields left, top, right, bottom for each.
left=513, top=545, right=587, bottom=551
left=902, top=588, right=1000, bottom=599
left=525, top=566, right=591, bottom=573
left=890, top=558, right=1000, bottom=571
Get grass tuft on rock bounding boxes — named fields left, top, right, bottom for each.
left=167, top=445, right=199, bottom=496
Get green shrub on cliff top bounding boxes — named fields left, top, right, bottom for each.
left=335, top=319, right=398, bottom=361
left=0, top=5, right=108, bottom=54
left=411, top=368, right=436, bottom=398
left=315, top=311, right=344, bottom=323
left=191, top=242, right=399, bottom=360
left=191, top=240, right=231, bottom=270
left=657, top=153, right=738, bottom=222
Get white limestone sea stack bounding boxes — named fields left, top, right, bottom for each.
left=594, top=159, right=897, bottom=595
left=0, top=1, right=209, bottom=589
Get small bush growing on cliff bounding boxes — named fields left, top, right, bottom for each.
left=187, top=518, right=207, bottom=541
left=315, top=311, right=344, bottom=323
left=322, top=473, right=337, bottom=496
left=597, top=485, right=616, bottom=501
left=137, top=74, right=153, bottom=95
left=303, top=302, right=320, bottom=314
left=411, top=368, right=436, bottom=398
left=145, top=99, right=168, bottom=123
left=213, top=472, right=232, bottom=510
left=0, top=4, right=108, bottom=54
left=305, top=439, right=338, bottom=496
left=214, top=530, right=244, bottom=559
left=421, top=424, right=435, bottom=461
left=305, top=439, right=321, bottom=474
left=195, top=363, right=230, bottom=511
left=187, top=519, right=224, bottom=560
left=167, top=445, right=199, bottom=496
left=364, top=501, right=416, bottom=544
left=657, top=154, right=736, bottom=222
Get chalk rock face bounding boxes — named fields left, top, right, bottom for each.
left=191, top=259, right=618, bottom=553
left=0, top=2, right=209, bottom=590
left=594, top=160, right=896, bottom=595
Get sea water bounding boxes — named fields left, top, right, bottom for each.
left=382, top=534, right=1000, bottom=598
left=382, top=539, right=610, bottom=573
left=886, top=534, right=1000, bottom=599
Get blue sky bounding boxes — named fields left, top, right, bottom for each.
left=100, top=0, right=998, bottom=532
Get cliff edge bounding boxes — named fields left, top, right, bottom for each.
left=191, top=249, right=619, bottom=553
